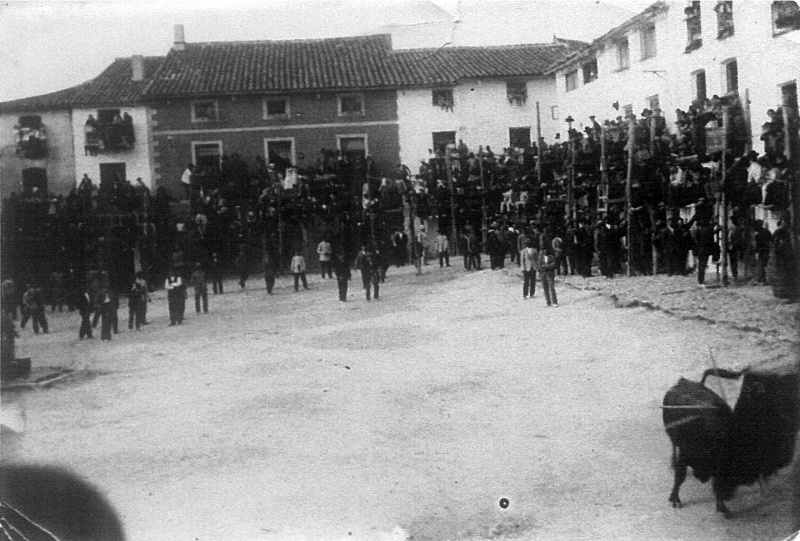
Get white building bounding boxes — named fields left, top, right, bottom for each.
left=0, top=55, right=163, bottom=197
left=549, top=0, right=800, bottom=154
left=392, top=41, right=582, bottom=168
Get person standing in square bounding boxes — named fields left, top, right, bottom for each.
left=317, top=237, right=333, bottom=279
left=190, top=263, right=209, bottom=314
left=538, top=248, right=558, bottom=307
left=291, top=250, right=309, bottom=292
left=434, top=231, right=450, bottom=268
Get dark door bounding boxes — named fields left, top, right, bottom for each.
left=100, top=162, right=126, bottom=188
left=21, top=167, right=47, bottom=196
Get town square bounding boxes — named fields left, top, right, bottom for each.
left=0, top=1, right=799, bottom=540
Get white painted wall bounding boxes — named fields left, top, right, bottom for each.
left=553, top=1, right=800, bottom=154
left=397, top=77, right=560, bottom=169
left=72, top=106, right=154, bottom=188
left=0, top=110, right=75, bottom=197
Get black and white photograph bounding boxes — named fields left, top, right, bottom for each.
left=1, top=0, right=799, bottom=539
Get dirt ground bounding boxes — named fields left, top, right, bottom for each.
left=2, top=260, right=798, bottom=541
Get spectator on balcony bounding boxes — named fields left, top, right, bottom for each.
left=84, top=115, right=100, bottom=155
left=121, top=112, right=134, bottom=146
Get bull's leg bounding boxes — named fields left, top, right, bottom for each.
left=711, top=478, right=733, bottom=517
left=669, top=445, right=686, bottom=508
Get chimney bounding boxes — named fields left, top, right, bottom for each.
left=174, top=24, right=186, bottom=51
left=131, top=55, right=144, bottom=81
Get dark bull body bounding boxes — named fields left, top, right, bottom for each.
left=662, top=368, right=799, bottom=516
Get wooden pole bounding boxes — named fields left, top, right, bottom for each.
left=721, top=106, right=729, bottom=286
left=743, top=88, right=753, bottom=154
left=536, top=101, right=543, bottom=187
left=626, top=116, right=635, bottom=278
left=600, top=125, right=608, bottom=219
left=445, top=145, right=459, bottom=256
left=479, top=148, right=487, bottom=247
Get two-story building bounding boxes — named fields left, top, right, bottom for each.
left=144, top=31, right=409, bottom=198
left=391, top=40, right=583, bottom=167
left=144, top=29, right=583, bottom=198
left=548, top=0, right=800, bottom=154
left=0, top=55, right=164, bottom=197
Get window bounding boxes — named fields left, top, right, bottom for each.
left=640, top=24, right=657, bottom=59
left=506, top=81, right=528, bottom=105
left=773, top=1, right=800, bottom=36
left=616, top=38, right=630, bottom=70
left=19, top=115, right=42, bottom=130
left=685, top=2, right=703, bottom=53
left=338, top=94, right=365, bottom=116
left=565, top=70, right=578, bottom=92
left=431, top=131, right=456, bottom=155
left=648, top=95, right=661, bottom=112
left=582, top=59, right=598, bottom=84
left=694, top=70, right=707, bottom=101
left=263, top=98, right=289, bottom=119
left=192, top=141, right=222, bottom=174
left=16, top=115, right=47, bottom=159
left=509, top=127, right=531, bottom=149
left=551, top=106, right=559, bottom=120
left=265, top=138, right=295, bottom=171
left=192, top=101, right=218, bottom=122
left=337, top=135, right=367, bottom=163
left=432, top=89, right=454, bottom=110
left=724, top=59, right=739, bottom=94
left=715, top=1, right=734, bottom=39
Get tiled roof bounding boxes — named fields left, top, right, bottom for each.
left=145, top=34, right=402, bottom=97
left=144, top=34, right=584, bottom=97
left=1, top=34, right=586, bottom=109
left=0, top=57, right=164, bottom=113
left=390, top=41, right=585, bottom=86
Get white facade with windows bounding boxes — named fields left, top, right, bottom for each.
left=551, top=1, right=800, bottom=154
left=396, top=78, right=559, bottom=169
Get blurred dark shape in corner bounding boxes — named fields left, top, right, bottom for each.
left=0, top=464, right=125, bottom=541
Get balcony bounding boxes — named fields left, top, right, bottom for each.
left=84, top=113, right=135, bottom=156
left=15, top=118, right=47, bottom=159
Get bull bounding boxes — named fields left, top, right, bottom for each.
left=662, top=367, right=799, bottom=516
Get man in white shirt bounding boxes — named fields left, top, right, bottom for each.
left=434, top=231, right=450, bottom=268
left=181, top=164, right=194, bottom=199
left=317, top=238, right=333, bottom=279
left=291, top=251, right=309, bottom=292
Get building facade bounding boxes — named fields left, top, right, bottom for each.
left=0, top=56, right=164, bottom=197
left=550, top=0, right=800, bottom=154
left=392, top=42, right=580, bottom=167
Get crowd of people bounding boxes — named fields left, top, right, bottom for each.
left=0, top=96, right=797, bottom=358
